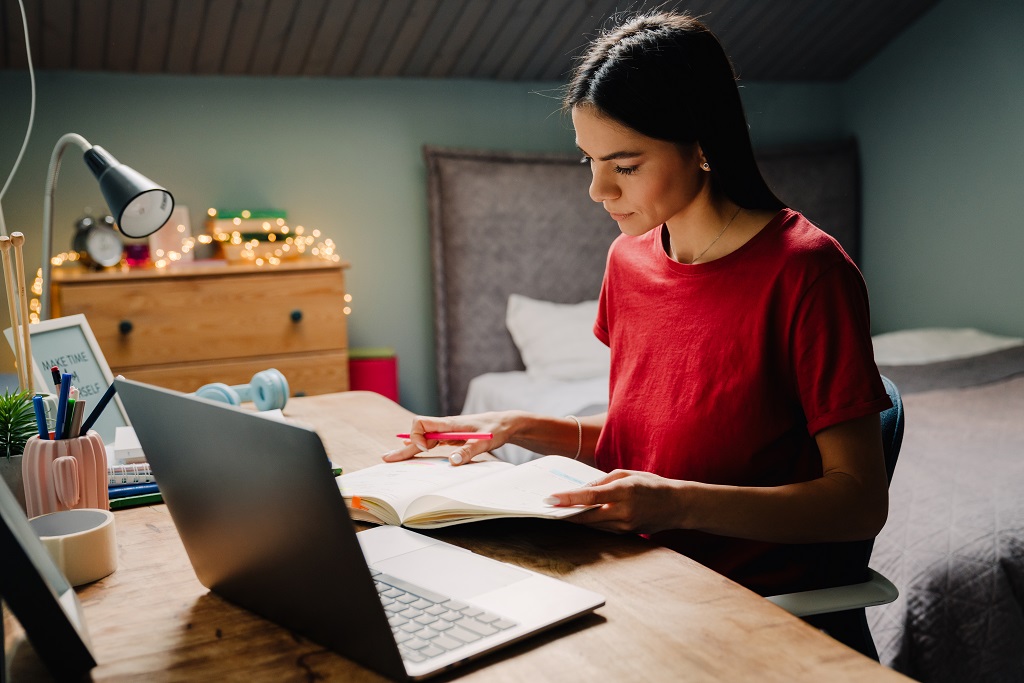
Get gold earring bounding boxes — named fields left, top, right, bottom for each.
left=701, top=162, right=710, bottom=171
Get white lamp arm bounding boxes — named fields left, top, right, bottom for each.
left=40, top=133, right=93, bottom=320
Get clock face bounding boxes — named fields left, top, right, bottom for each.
left=84, top=226, right=124, bottom=267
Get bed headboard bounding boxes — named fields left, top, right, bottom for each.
left=425, top=139, right=860, bottom=415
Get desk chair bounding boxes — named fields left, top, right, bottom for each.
left=767, top=376, right=904, bottom=660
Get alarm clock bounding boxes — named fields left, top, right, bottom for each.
left=72, top=214, right=124, bottom=268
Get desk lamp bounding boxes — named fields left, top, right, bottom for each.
left=40, top=133, right=174, bottom=320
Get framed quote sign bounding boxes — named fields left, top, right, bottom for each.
left=4, top=314, right=129, bottom=444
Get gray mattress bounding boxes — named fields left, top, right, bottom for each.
left=872, top=350, right=1024, bottom=682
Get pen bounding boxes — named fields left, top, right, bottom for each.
left=79, top=375, right=122, bottom=436
left=63, top=398, right=76, bottom=440
left=395, top=432, right=494, bottom=440
left=51, top=365, right=61, bottom=388
left=32, top=395, right=49, bottom=439
left=54, top=373, right=72, bottom=439
left=70, top=399, right=86, bottom=438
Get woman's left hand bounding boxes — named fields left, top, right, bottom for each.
left=546, top=469, right=685, bottom=535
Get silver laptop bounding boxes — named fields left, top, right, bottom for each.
left=114, top=378, right=604, bottom=680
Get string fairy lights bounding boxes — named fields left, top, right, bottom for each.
left=34, top=207, right=348, bottom=322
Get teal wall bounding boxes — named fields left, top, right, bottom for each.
left=0, top=71, right=841, bottom=415
left=845, top=0, right=1024, bottom=336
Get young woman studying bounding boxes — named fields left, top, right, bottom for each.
left=384, top=12, right=892, bottom=608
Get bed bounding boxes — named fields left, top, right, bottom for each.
left=870, top=331, right=1024, bottom=682
left=424, top=143, right=1024, bottom=681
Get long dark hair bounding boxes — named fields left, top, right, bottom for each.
left=564, top=12, right=783, bottom=211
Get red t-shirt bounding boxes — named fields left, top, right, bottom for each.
left=593, top=209, right=892, bottom=595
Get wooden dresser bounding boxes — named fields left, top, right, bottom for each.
left=50, top=260, right=350, bottom=396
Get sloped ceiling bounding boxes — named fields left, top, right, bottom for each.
left=1, top=0, right=939, bottom=82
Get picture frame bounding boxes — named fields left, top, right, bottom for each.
left=0, top=478, right=97, bottom=680
left=4, top=314, right=129, bottom=444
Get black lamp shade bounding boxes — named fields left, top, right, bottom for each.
left=83, top=146, right=175, bottom=238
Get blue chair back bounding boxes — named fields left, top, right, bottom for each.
left=879, top=375, right=905, bottom=484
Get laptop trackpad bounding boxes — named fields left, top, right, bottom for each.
left=375, top=545, right=531, bottom=600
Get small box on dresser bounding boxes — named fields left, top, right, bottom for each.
left=50, top=261, right=350, bottom=396
left=348, top=347, right=399, bottom=402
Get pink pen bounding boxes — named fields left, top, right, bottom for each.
left=396, top=432, right=493, bottom=440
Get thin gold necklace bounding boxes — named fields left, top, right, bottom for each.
left=688, top=206, right=742, bottom=264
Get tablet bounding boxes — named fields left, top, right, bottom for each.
left=0, top=479, right=96, bottom=680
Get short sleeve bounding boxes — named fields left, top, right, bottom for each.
left=594, top=289, right=610, bottom=347
left=790, top=261, right=892, bottom=435
left=594, top=249, right=612, bottom=347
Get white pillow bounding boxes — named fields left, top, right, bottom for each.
left=872, top=327, right=1024, bottom=365
left=505, top=294, right=610, bottom=380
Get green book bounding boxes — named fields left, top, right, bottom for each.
left=109, top=492, right=163, bottom=510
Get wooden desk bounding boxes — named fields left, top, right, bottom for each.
left=4, top=392, right=909, bottom=682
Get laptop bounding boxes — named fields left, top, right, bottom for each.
left=114, top=378, right=604, bottom=680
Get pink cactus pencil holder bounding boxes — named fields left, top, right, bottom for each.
left=22, top=431, right=109, bottom=517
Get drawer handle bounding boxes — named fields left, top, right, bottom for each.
left=290, top=309, right=303, bottom=323
left=118, top=320, right=133, bottom=335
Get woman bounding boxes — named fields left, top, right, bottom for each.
left=384, top=12, right=891, bottom=601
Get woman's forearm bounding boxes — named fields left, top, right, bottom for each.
left=506, top=412, right=606, bottom=467
left=551, top=413, right=890, bottom=543
left=675, top=473, right=888, bottom=544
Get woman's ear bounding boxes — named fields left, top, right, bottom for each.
left=697, top=147, right=710, bottom=172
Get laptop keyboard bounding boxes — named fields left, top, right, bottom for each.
left=370, top=568, right=518, bottom=663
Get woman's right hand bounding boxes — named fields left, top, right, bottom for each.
left=382, top=412, right=520, bottom=466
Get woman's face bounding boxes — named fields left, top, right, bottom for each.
left=572, top=105, right=707, bottom=236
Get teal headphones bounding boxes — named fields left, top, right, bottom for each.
left=194, top=369, right=289, bottom=411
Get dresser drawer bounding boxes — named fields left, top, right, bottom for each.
left=118, top=350, right=349, bottom=396
left=54, top=269, right=348, bottom=369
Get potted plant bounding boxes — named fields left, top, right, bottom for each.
left=0, top=389, right=38, bottom=512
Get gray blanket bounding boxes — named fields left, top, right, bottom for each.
left=870, top=351, right=1024, bottom=682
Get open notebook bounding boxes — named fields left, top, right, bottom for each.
left=338, top=455, right=603, bottom=528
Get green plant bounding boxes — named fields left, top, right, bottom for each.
left=0, top=390, right=37, bottom=458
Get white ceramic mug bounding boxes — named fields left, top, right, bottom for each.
left=28, top=508, right=118, bottom=586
